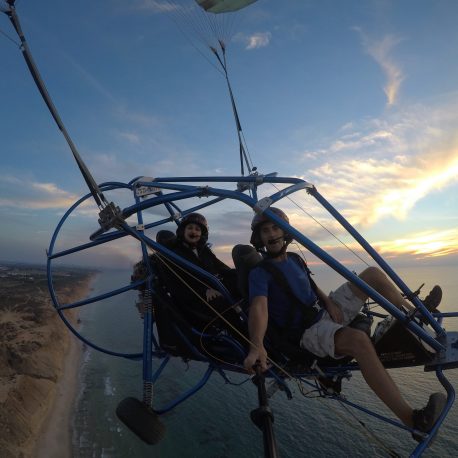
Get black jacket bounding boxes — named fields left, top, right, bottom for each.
left=156, top=240, right=239, bottom=327
left=170, top=240, right=232, bottom=280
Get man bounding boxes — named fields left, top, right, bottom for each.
left=243, top=207, right=445, bottom=440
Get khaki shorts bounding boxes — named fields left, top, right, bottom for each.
left=299, top=282, right=364, bottom=358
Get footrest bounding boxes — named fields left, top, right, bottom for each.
left=425, top=332, right=458, bottom=371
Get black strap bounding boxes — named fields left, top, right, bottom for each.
left=257, top=254, right=321, bottom=331
left=286, top=252, right=319, bottom=295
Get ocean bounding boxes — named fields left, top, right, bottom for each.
left=71, top=266, right=458, bottom=457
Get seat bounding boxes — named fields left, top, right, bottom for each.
left=132, top=235, right=248, bottom=364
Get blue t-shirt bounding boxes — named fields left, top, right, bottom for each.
left=248, top=256, right=318, bottom=333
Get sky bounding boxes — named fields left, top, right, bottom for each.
left=1, top=0, right=457, bottom=272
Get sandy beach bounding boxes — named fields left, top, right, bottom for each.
left=0, top=264, right=94, bottom=458
left=34, top=331, right=83, bottom=458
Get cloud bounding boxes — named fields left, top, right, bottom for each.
left=374, top=228, right=458, bottom=259
left=327, top=130, right=393, bottom=154
left=86, top=144, right=203, bottom=183
left=233, top=32, right=272, bottom=50
left=0, top=175, right=81, bottom=210
left=297, top=98, right=458, bottom=230
left=119, top=131, right=141, bottom=145
left=311, top=146, right=458, bottom=227
left=134, top=0, right=178, bottom=13
left=117, top=110, right=162, bottom=128
left=354, top=28, right=404, bottom=106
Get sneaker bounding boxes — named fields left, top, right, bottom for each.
left=423, top=285, right=442, bottom=312
left=415, top=285, right=442, bottom=323
left=412, top=392, right=447, bottom=442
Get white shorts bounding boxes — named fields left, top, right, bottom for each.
left=299, top=282, right=364, bottom=359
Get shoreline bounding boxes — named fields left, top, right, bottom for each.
left=33, top=274, right=96, bottom=458
left=34, top=332, right=83, bottom=458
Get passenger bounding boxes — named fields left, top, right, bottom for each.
left=243, top=207, right=446, bottom=441
left=158, top=212, right=239, bottom=330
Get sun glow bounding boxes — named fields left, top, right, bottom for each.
left=374, top=229, right=458, bottom=259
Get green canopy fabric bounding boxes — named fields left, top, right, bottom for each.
left=196, top=0, right=258, bottom=14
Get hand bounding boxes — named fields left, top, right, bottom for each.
left=326, top=300, right=343, bottom=324
left=206, top=288, right=222, bottom=301
left=243, top=346, right=269, bottom=373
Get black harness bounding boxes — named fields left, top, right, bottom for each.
left=257, top=252, right=324, bottom=346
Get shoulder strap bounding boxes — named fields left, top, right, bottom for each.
left=286, top=252, right=319, bottom=295
left=258, top=259, right=305, bottom=307
left=257, top=257, right=320, bottom=330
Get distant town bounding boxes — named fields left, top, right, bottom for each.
left=0, top=262, right=95, bottom=281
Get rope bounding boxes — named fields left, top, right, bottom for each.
left=199, top=300, right=249, bottom=370
left=297, top=375, right=402, bottom=456
left=334, top=398, right=402, bottom=457
left=270, top=183, right=371, bottom=267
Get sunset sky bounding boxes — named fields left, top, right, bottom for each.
left=1, top=0, right=457, bottom=270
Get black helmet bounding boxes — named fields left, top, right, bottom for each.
left=250, top=207, right=293, bottom=249
left=176, top=212, right=209, bottom=245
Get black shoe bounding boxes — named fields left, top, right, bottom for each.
left=423, top=285, right=442, bottom=312
left=415, top=285, right=442, bottom=323
left=412, top=392, right=446, bottom=442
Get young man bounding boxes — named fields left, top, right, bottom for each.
left=243, top=207, right=446, bottom=440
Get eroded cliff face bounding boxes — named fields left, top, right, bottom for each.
left=0, top=266, right=92, bottom=458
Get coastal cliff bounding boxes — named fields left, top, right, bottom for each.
left=0, top=264, right=93, bottom=458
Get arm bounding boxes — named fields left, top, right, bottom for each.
left=207, top=249, right=232, bottom=274
left=315, top=285, right=343, bottom=324
left=243, top=295, right=269, bottom=373
left=202, top=249, right=231, bottom=300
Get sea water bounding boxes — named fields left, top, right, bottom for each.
left=71, top=266, right=458, bottom=457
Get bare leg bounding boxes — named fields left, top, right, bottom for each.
left=335, top=327, right=413, bottom=426
left=348, top=266, right=413, bottom=311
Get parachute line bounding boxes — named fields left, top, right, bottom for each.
left=165, top=1, right=237, bottom=56
left=167, top=7, right=224, bottom=74
left=164, top=1, right=255, bottom=175
left=213, top=44, right=254, bottom=174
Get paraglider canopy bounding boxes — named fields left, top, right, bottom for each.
left=196, top=0, right=258, bottom=14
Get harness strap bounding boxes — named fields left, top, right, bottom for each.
left=257, top=254, right=323, bottom=338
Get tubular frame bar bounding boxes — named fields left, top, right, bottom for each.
left=134, top=192, right=155, bottom=390
left=310, top=187, right=445, bottom=336
left=49, top=176, right=448, bottom=357
left=154, top=365, right=214, bottom=414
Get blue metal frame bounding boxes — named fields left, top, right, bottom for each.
left=47, top=173, right=457, bottom=456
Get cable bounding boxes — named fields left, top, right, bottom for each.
left=270, top=183, right=371, bottom=267
left=0, top=26, right=20, bottom=46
